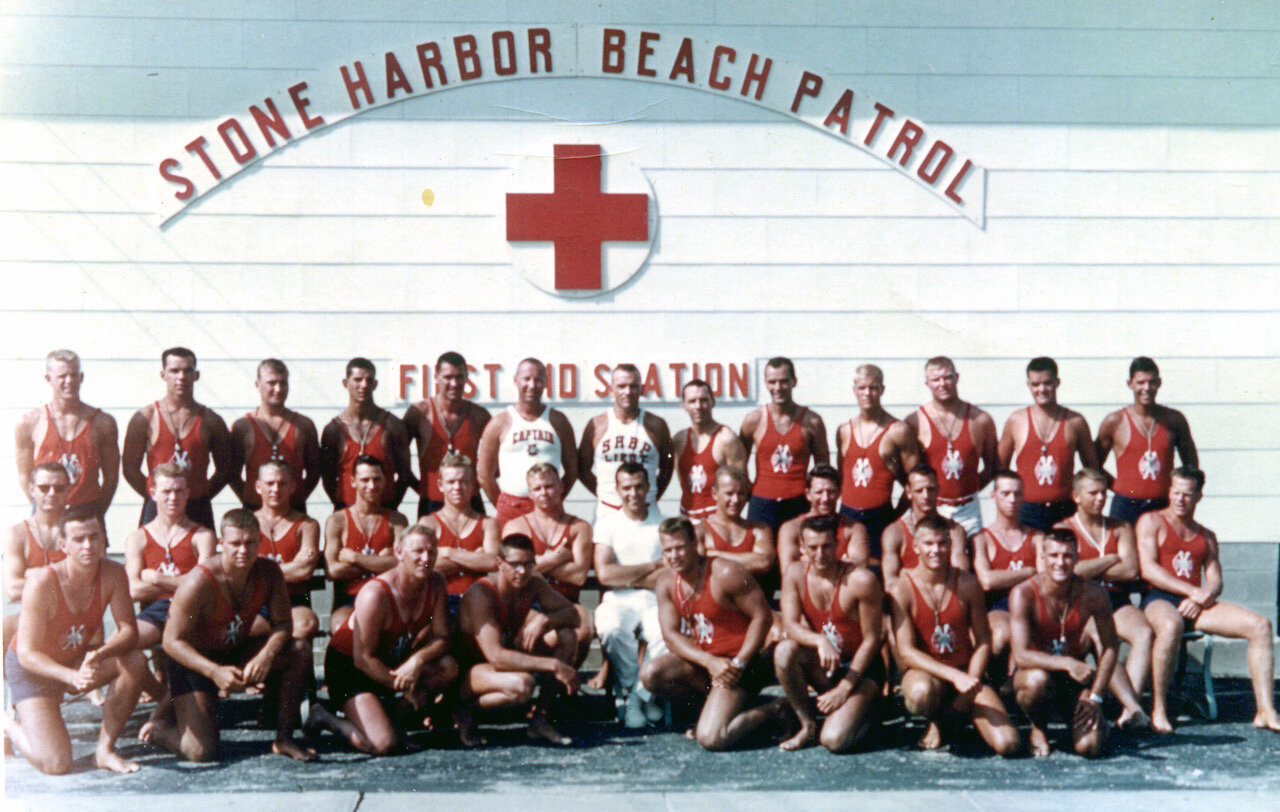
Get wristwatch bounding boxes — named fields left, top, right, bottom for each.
left=729, top=656, right=746, bottom=669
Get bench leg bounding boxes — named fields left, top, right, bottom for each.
left=1200, top=634, right=1217, bottom=721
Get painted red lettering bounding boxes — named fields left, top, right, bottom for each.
left=728, top=364, right=749, bottom=398
left=399, top=365, right=416, bottom=401
left=463, top=364, right=478, bottom=399
left=637, top=31, right=659, bottom=77
left=249, top=98, right=291, bottom=147
left=945, top=159, right=974, bottom=205
left=705, top=364, right=723, bottom=397
left=484, top=363, right=501, bottom=400
left=740, top=54, right=772, bottom=100
left=668, top=363, right=687, bottom=392
left=669, top=38, right=695, bottom=83
left=709, top=45, right=735, bottom=91
left=288, top=82, right=324, bottom=129
left=528, top=28, right=552, bottom=73
left=217, top=118, right=256, bottom=165
left=492, top=31, right=517, bottom=76
left=823, top=89, right=854, bottom=135
left=790, top=71, right=823, bottom=113
left=158, top=158, right=194, bottom=201
left=416, top=42, right=448, bottom=88
left=340, top=61, right=374, bottom=109
left=594, top=364, right=611, bottom=397
left=454, top=35, right=482, bottom=80
left=184, top=136, right=220, bottom=180
left=559, top=364, right=578, bottom=399
left=602, top=29, right=625, bottom=73
left=641, top=364, right=663, bottom=399
left=888, top=120, right=923, bottom=167
left=385, top=51, right=413, bottom=98
left=863, top=102, right=894, bottom=146
left=917, top=140, right=953, bottom=184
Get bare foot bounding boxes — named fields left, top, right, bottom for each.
left=917, top=720, right=944, bottom=750
left=1029, top=726, right=1051, bottom=757
left=95, top=747, right=140, bottom=774
left=1118, top=708, right=1152, bottom=732
left=453, top=709, right=487, bottom=748
left=1151, top=712, right=1175, bottom=735
left=528, top=715, right=571, bottom=746
left=137, top=720, right=156, bottom=743
left=684, top=726, right=697, bottom=740
left=1252, top=714, right=1280, bottom=732
left=89, top=688, right=107, bottom=707
left=778, top=720, right=818, bottom=751
left=585, top=670, right=609, bottom=692
left=304, top=705, right=369, bottom=752
left=272, top=737, right=317, bottom=762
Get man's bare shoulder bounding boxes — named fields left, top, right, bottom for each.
left=801, top=408, right=826, bottom=431
left=672, top=427, right=690, bottom=451
left=642, top=410, right=670, bottom=438
left=954, top=569, right=984, bottom=601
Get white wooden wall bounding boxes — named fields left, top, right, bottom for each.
left=1, top=2, right=1276, bottom=550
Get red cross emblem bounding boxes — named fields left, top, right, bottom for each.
left=506, top=144, right=649, bottom=291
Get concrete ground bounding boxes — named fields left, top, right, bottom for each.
left=6, top=676, right=1280, bottom=808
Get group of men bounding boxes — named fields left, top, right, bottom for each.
left=6, top=348, right=1278, bottom=774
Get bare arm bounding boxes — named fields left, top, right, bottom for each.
left=227, top=416, right=252, bottom=504
left=949, top=523, right=971, bottom=572
left=121, top=409, right=151, bottom=499
left=15, top=570, right=78, bottom=685
left=124, top=529, right=162, bottom=603
left=997, top=415, right=1017, bottom=470
left=92, top=412, right=120, bottom=516
left=1094, top=410, right=1122, bottom=468
left=846, top=571, right=885, bottom=681
left=324, top=512, right=363, bottom=582
left=14, top=412, right=36, bottom=498
left=888, top=578, right=975, bottom=688
left=576, top=416, right=600, bottom=496
left=349, top=583, right=398, bottom=688
left=319, top=420, right=343, bottom=506
left=161, top=573, right=223, bottom=680
left=1172, top=410, right=1199, bottom=469
left=656, top=573, right=717, bottom=671
left=805, top=411, right=830, bottom=466
left=738, top=409, right=761, bottom=460
left=296, top=416, right=322, bottom=505
left=779, top=562, right=828, bottom=651
left=841, top=521, right=870, bottom=568
left=651, top=414, right=675, bottom=500
left=973, top=410, right=999, bottom=490
left=972, top=533, right=1035, bottom=592
left=1072, top=414, right=1099, bottom=470
left=383, top=415, right=417, bottom=509
left=435, top=518, right=501, bottom=578
left=1135, top=515, right=1195, bottom=599
left=722, top=561, right=773, bottom=664
left=880, top=524, right=904, bottom=582
left=776, top=518, right=802, bottom=571
left=96, top=562, right=140, bottom=661
left=4, top=525, right=29, bottom=602
left=203, top=410, right=236, bottom=499
left=544, top=520, right=593, bottom=588
left=550, top=410, right=578, bottom=495
left=278, top=519, right=321, bottom=585
left=475, top=415, right=505, bottom=505
left=705, top=523, right=775, bottom=577
left=716, top=428, right=748, bottom=472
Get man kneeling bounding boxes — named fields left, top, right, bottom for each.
left=145, top=508, right=314, bottom=762
left=776, top=515, right=884, bottom=752
left=316, top=523, right=458, bottom=753
left=640, top=517, right=788, bottom=751
left=456, top=533, right=580, bottom=746
left=1009, top=528, right=1118, bottom=757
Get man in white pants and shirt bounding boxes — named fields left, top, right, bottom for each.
left=593, top=461, right=667, bottom=728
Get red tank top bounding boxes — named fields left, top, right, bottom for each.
left=1113, top=411, right=1174, bottom=500
left=8, top=567, right=104, bottom=665
left=703, top=521, right=755, bottom=555
left=23, top=521, right=66, bottom=567
left=1069, top=516, right=1119, bottom=563
left=840, top=421, right=895, bottom=510
left=982, top=527, right=1037, bottom=572
left=243, top=412, right=304, bottom=499
left=1157, top=515, right=1207, bottom=588
left=146, top=403, right=211, bottom=498
left=527, top=518, right=579, bottom=601
left=679, top=426, right=724, bottom=519
left=674, top=563, right=751, bottom=657
left=800, top=564, right=863, bottom=661
left=1014, top=408, right=1073, bottom=503
left=434, top=513, right=488, bottom=596
left=419, top=400, right=483, bottom=502
left=336, top=420, right=391, bottom=506
left=342, top=509, right=394, bottom=596
left=142, top=526, right=200, bottom=599
left=906, top=573, right=973, bottom=670
left=190, top=562, right=271, bottom=652
left=919, top=406, right=982, bottom=501
left=753, top=408, right=810, bottom=501
left=34, top=404, right=103, bottom=508
left=330, top=575, right=441, bottom=665
left=1029, top=578, right=1087, bottom=659
left=892, top=517, right=920, bottom=571
left=261, top=518, right=307, bottom=597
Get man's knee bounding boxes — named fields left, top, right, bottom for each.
left=1246, top=613, right=1272, bottom=643
left=510, top=673, right=537, bottom=705
left=902, top=678, right=938, bottom=715
left=292, top=610, right=319, bottom=640
left=1149, top=610, right=1184, bottom=640
left=367, top=729, right=398, bottom=756
left=1015, top=669, right=1050, bottom=702
left=990, top=726, right=1021, bottom=758
left=33, top=748, right=73, bottom=776
left=182, top=738, right=218, bottom=764
left=696, top=724, right=731, bottom=752
left=1074, top=730, right=1105, bottom=759
left=773, top=639, right=799, bottom=669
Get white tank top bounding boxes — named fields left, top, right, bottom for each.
left=497, top=405, right=561, bottom=497
left=594, top=409, right=659, bottom=507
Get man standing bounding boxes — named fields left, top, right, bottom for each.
left=776, top=465, right=868, bottom=571
left=230, top=359, right=320, bottom=512
left=904, top=357, right=997, bottom=536
left=4, top=507, right=149, bottom=775
left=144, top=508, right=315, bottom=762
left=881, top=466, right=970, bottom=583
left=1095, top=357, right=1198, bottom=524
left=476, top=358, right=578, bottom=527
left=324, top=456, right=409, bottom=633
left=1137, top=467, right=1280, bottom=733
left=836, top=365, right=921, bottom=559
left=15, top=349, right=119, bottom=517
left=888, top=515, right=1019, bottom=756
left=318, top=524, right=458, bottom=754
left=641, top=517, right=787, bottom=751
left=593, top=462, right=667, bottom=728
left=775, top=515, right=883, bottom=752
left=404, top=352, right=491, bottom=517
left=321, top=358, right=415, bottom=510
left=578, top=364, right=673, bottom=519
left=1009, top=528, right=1119, bottom=757
left=456, top=534, right=581, bottom=746
left=673, top=379, right=747, bottom=521
left=998, top=357, right=1099, bottom=531
left=122, top=347, right=234, bottom=528
left=740, top=357, right=829, bottom=532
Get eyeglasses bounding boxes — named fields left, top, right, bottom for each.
left=500, top=558, right=534, bottom=572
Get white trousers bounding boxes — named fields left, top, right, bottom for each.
left=595, top=589, right=666, bottom=698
